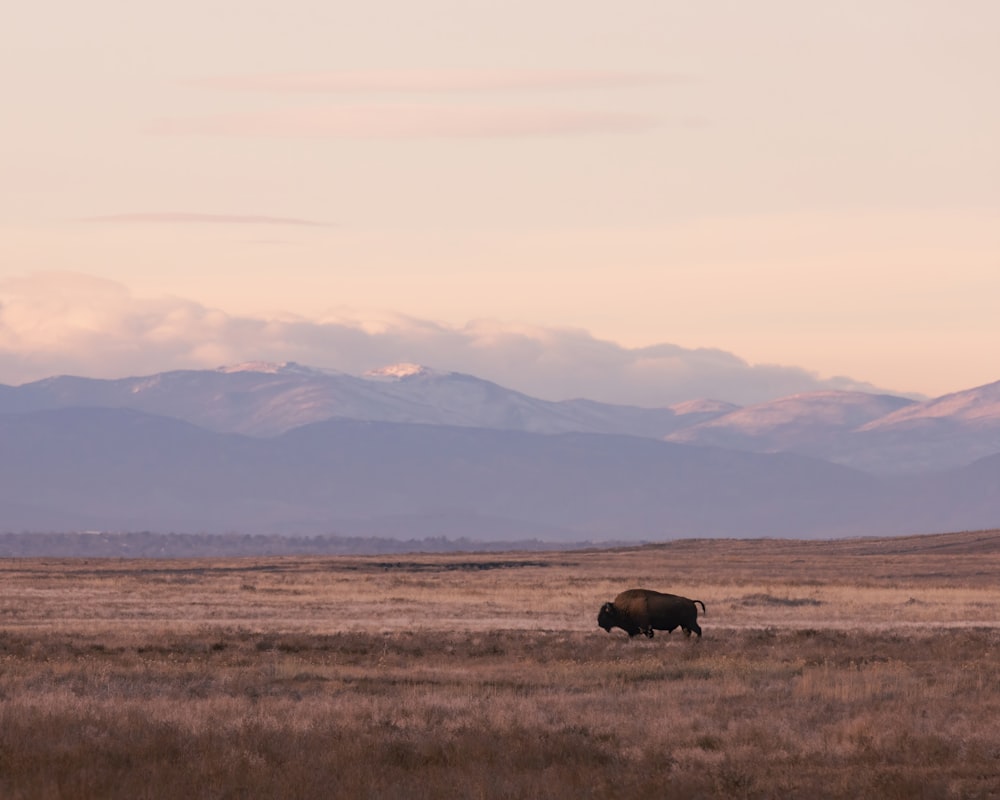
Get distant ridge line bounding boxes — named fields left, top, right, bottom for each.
left=1, top=529, right=998, bottom=560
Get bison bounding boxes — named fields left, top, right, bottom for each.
left=598, top=588, right=706, bottom=639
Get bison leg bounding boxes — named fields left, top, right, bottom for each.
left=643, top=627, right=655, bottom=639
left=687, top=621, right=702, bottom=638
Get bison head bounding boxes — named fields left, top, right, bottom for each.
left=597, top=601, right=618, bottom=631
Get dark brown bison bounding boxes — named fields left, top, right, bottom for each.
left=598, top=588, right=706, bottom=639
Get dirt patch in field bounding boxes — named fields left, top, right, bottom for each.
left=740, top=593, right=824, bottom=607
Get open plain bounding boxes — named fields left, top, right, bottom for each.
left=3, top=530, right=1000, bottom=798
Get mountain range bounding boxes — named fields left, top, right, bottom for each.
left=1, top=362, right=999, bottom=542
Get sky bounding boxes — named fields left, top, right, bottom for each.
left=2, top=1, right=998, bottom=406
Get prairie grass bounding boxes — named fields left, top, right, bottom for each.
left=2, top=530, right=1000, bottom=798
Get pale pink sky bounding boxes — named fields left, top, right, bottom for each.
left=1, top=1, right=998, bottom=403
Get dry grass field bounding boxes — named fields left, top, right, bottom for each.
left=3, top=530, right=1000, bottom=798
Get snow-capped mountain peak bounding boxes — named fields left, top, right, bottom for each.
left=668, top=398, right=740, bottom=417
left=216, top=361, right=326, bottom=376
left=364, top=363, right=434, bottom=380
left=217, top=361, right=293, bottom=374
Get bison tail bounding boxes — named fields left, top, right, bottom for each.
left=693, top=600, right=706, bottom=614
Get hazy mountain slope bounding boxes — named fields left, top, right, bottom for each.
left=359, top=365, right=697, bottom=437
left=863, top=380, right=1000, bottom=426
left=0, top=408, right=268, bottom=532
left=0, top=407, right=904, bottom=540
left=5, top=365, right=392, bottom=436
left=665, top=391, right=914, bottom=454
left=275, top=417, right=885, bottom=537
left=841, top=381, right=1000, bottom=474
left=665, top=383, right=1000, bottom=475
left=3, top=365, right=1000, bottom=476
left=882, top=453, right=1000, bottom=534
left=0, top=363, right=720, bottom=439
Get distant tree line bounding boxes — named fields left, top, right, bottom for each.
left=0, top=531, right=593, bottom=558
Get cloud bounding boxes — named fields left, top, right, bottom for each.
left=148, top=105, right=656, bottom=139
left=82, top=213, right=326, bottom=226
left=0, top=273, right=893, bottom=406
left=185, top=69, right=674, bottom=93
left=161, top=68, right=666, bottom=141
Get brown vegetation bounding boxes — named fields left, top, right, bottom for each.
left=3, top=530, right=1000, bottom=798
